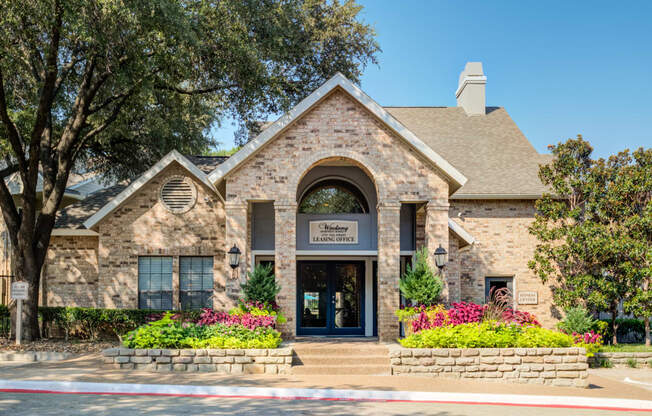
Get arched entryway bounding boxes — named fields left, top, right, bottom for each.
left=294, top=159, right=379, bottom=336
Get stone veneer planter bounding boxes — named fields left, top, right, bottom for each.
left=102, top=346, right=293, bottom=374
left=589, top=351, right=652, bottom=368
left=388, top=345, right=589, bottom=388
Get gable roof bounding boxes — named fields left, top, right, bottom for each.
left=82, top=150, right=220, bottom=229
left=55, top=183, right=128, bottom=229
left=384, top=107, right=550, bottom=198
left=206, top=73, right=467, bottom=193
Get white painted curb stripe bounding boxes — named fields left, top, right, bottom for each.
left=625, top=377, right=652, bottom=387
left=0, top=380, right=651, bottom=411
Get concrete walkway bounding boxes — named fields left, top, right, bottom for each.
left=0, top=353, right=650, bottom=401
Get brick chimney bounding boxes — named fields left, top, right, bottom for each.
left=456, top=62, right=487, bottom=116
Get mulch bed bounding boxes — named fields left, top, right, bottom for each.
left=0, top=338, right=119, bottom=354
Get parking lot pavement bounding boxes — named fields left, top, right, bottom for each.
left=589, top=368, right=652, bottom=391
left=0, top=392, right=650, bottom=416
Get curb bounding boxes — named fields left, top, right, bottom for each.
left=0, top=380, right=650, bottom=412
left=0, top=352, right=71, bottom=362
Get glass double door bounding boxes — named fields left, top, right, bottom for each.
left=297, top=261, right=365, bottom=336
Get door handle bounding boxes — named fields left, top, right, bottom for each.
left=331, top=295, right=335, bottom=305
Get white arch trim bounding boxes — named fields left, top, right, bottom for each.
left=206, top=73, right=467, bottom=193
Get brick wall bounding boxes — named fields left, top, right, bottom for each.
left=43, top=236, right=99, bottom=307
left=96, top=163, right=229, bottom=310
left=224, top=89, right=450, bottom=340
left=448, top=200, right=557, bottom=327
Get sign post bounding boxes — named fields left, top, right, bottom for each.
left=11, top=281, right=28, bottom=345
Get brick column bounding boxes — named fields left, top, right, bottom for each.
left=274, top=200, right=297, bottom=339
left=225, top=201, right=248, bottom=307
left=377, top=200, right=401, bottom=342
left=424, top=201, right=453, bottom=303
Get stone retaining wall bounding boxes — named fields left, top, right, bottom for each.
left=102, top=347, right=293, bottom=374
left=589, top=352, right=652, bottom=368
left=389, top=346, right=589, bottom=388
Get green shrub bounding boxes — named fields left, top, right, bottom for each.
left=597, top=319, right=645, bottom=344
left=626, top=358, right=638, bottom=368
left=241, top=263, right=281, bottom=304
left=399, top=322, right=573, bottom=349
left=648, top=359, right=652, bottom=369
left=627, top=358, right=638, bottom=368
left=557, top=307, right=596, bottom=335
left=399, top=248, right=443, bottom=306
left=599, top=358, right=613, bottom=368
left=122, top=312, right=282, bottom=349
left=38, top=307, right=197, bottom=340
left=0, top=304, right=9, bottom=318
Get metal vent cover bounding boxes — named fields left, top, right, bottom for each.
left=160, top=176, right=197, bottom=214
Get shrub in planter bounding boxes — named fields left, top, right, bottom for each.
left=396, top=301, right=541, bottom=336
left=399, top=322, right=573, bottom=349
left=230, top=300, right=286, bottom=325
left=558, top=307, right=596, bottom=335
left=399, top=248, right=443, bottom=307
left=123, top=312, right=283, bottom=349
left=241, top=263, right=281, bottom=305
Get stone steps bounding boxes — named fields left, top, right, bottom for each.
left=292, top=354, right=389, bottom=366
left=290, top=340, right=390, bottom=375
left=291, top=364, right=390, bottom=375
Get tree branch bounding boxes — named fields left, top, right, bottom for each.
left=0, top=163, right=19, bottom=179
left=0, top=66, right=27, bottom=171
left=156, top=82, right=237, bottom=95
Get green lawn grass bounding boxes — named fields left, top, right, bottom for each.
left=598, top=344, right=652, bottom=352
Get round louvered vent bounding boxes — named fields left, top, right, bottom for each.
left=160, top=176, right=197, bottom=214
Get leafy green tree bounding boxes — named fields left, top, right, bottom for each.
left=529, top=137, right=651, bottom=344
left=241, top=263, right=281, bottom=304
left=399, top=248, right=443, bottom=306
left=0, top=0, right=378, bottom=340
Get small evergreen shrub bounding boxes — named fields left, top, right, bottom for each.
left=626, top=358, right=638, bottom=368
left=599, top=358, right=613, bottom=368
left=241, top=263, right=281, bottom=304
left=557, top=307, right=596, bottom=335
left=399, top=248, right=443, bottom=306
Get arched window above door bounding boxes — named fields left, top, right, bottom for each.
left=298, top=179, right=369, bottom=214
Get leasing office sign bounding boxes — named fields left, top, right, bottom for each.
left=309, top=220, right=358, bottom=244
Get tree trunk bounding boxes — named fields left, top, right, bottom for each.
left=645, top=316, right=650, bottom=347
left=12, top=239, right=43, bottom=342
left=610, top=301, right=619, bottom=345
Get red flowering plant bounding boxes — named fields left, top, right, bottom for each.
left=196, top=308, right=277, bottom=329
left=229, top=299, right=287, bottom=325
left=571, top=330, right=603, bottom=357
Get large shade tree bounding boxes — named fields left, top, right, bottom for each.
left=529, top=137, right=651, bottom=344
left=0, top=0, right=378, bottom=340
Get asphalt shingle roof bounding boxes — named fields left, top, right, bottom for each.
left=55, top=184, right=128, bottom=229
left=54, top=106, right=551, bottom=229
left=384, top=106, right=550, bottom=197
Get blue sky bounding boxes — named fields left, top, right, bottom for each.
left=213, top=0, right=651, bottom=158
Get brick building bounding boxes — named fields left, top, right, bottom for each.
left=2, top=63, right=556, bottom=341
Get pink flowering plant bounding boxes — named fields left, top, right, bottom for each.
left=123, top=308, right=283, bottom=349
left=229, top=299, right=287, bottom=325
left=396, top=301, right=541, bottom=336
left=571, top=330, right=603, bottom=357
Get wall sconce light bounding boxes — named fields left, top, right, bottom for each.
left=434, top=244, right=448, bottom=270
left=228, top=244, right=241, bottom=270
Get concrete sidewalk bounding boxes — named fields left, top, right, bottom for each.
left=0, top=353, right=651, bottom=401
